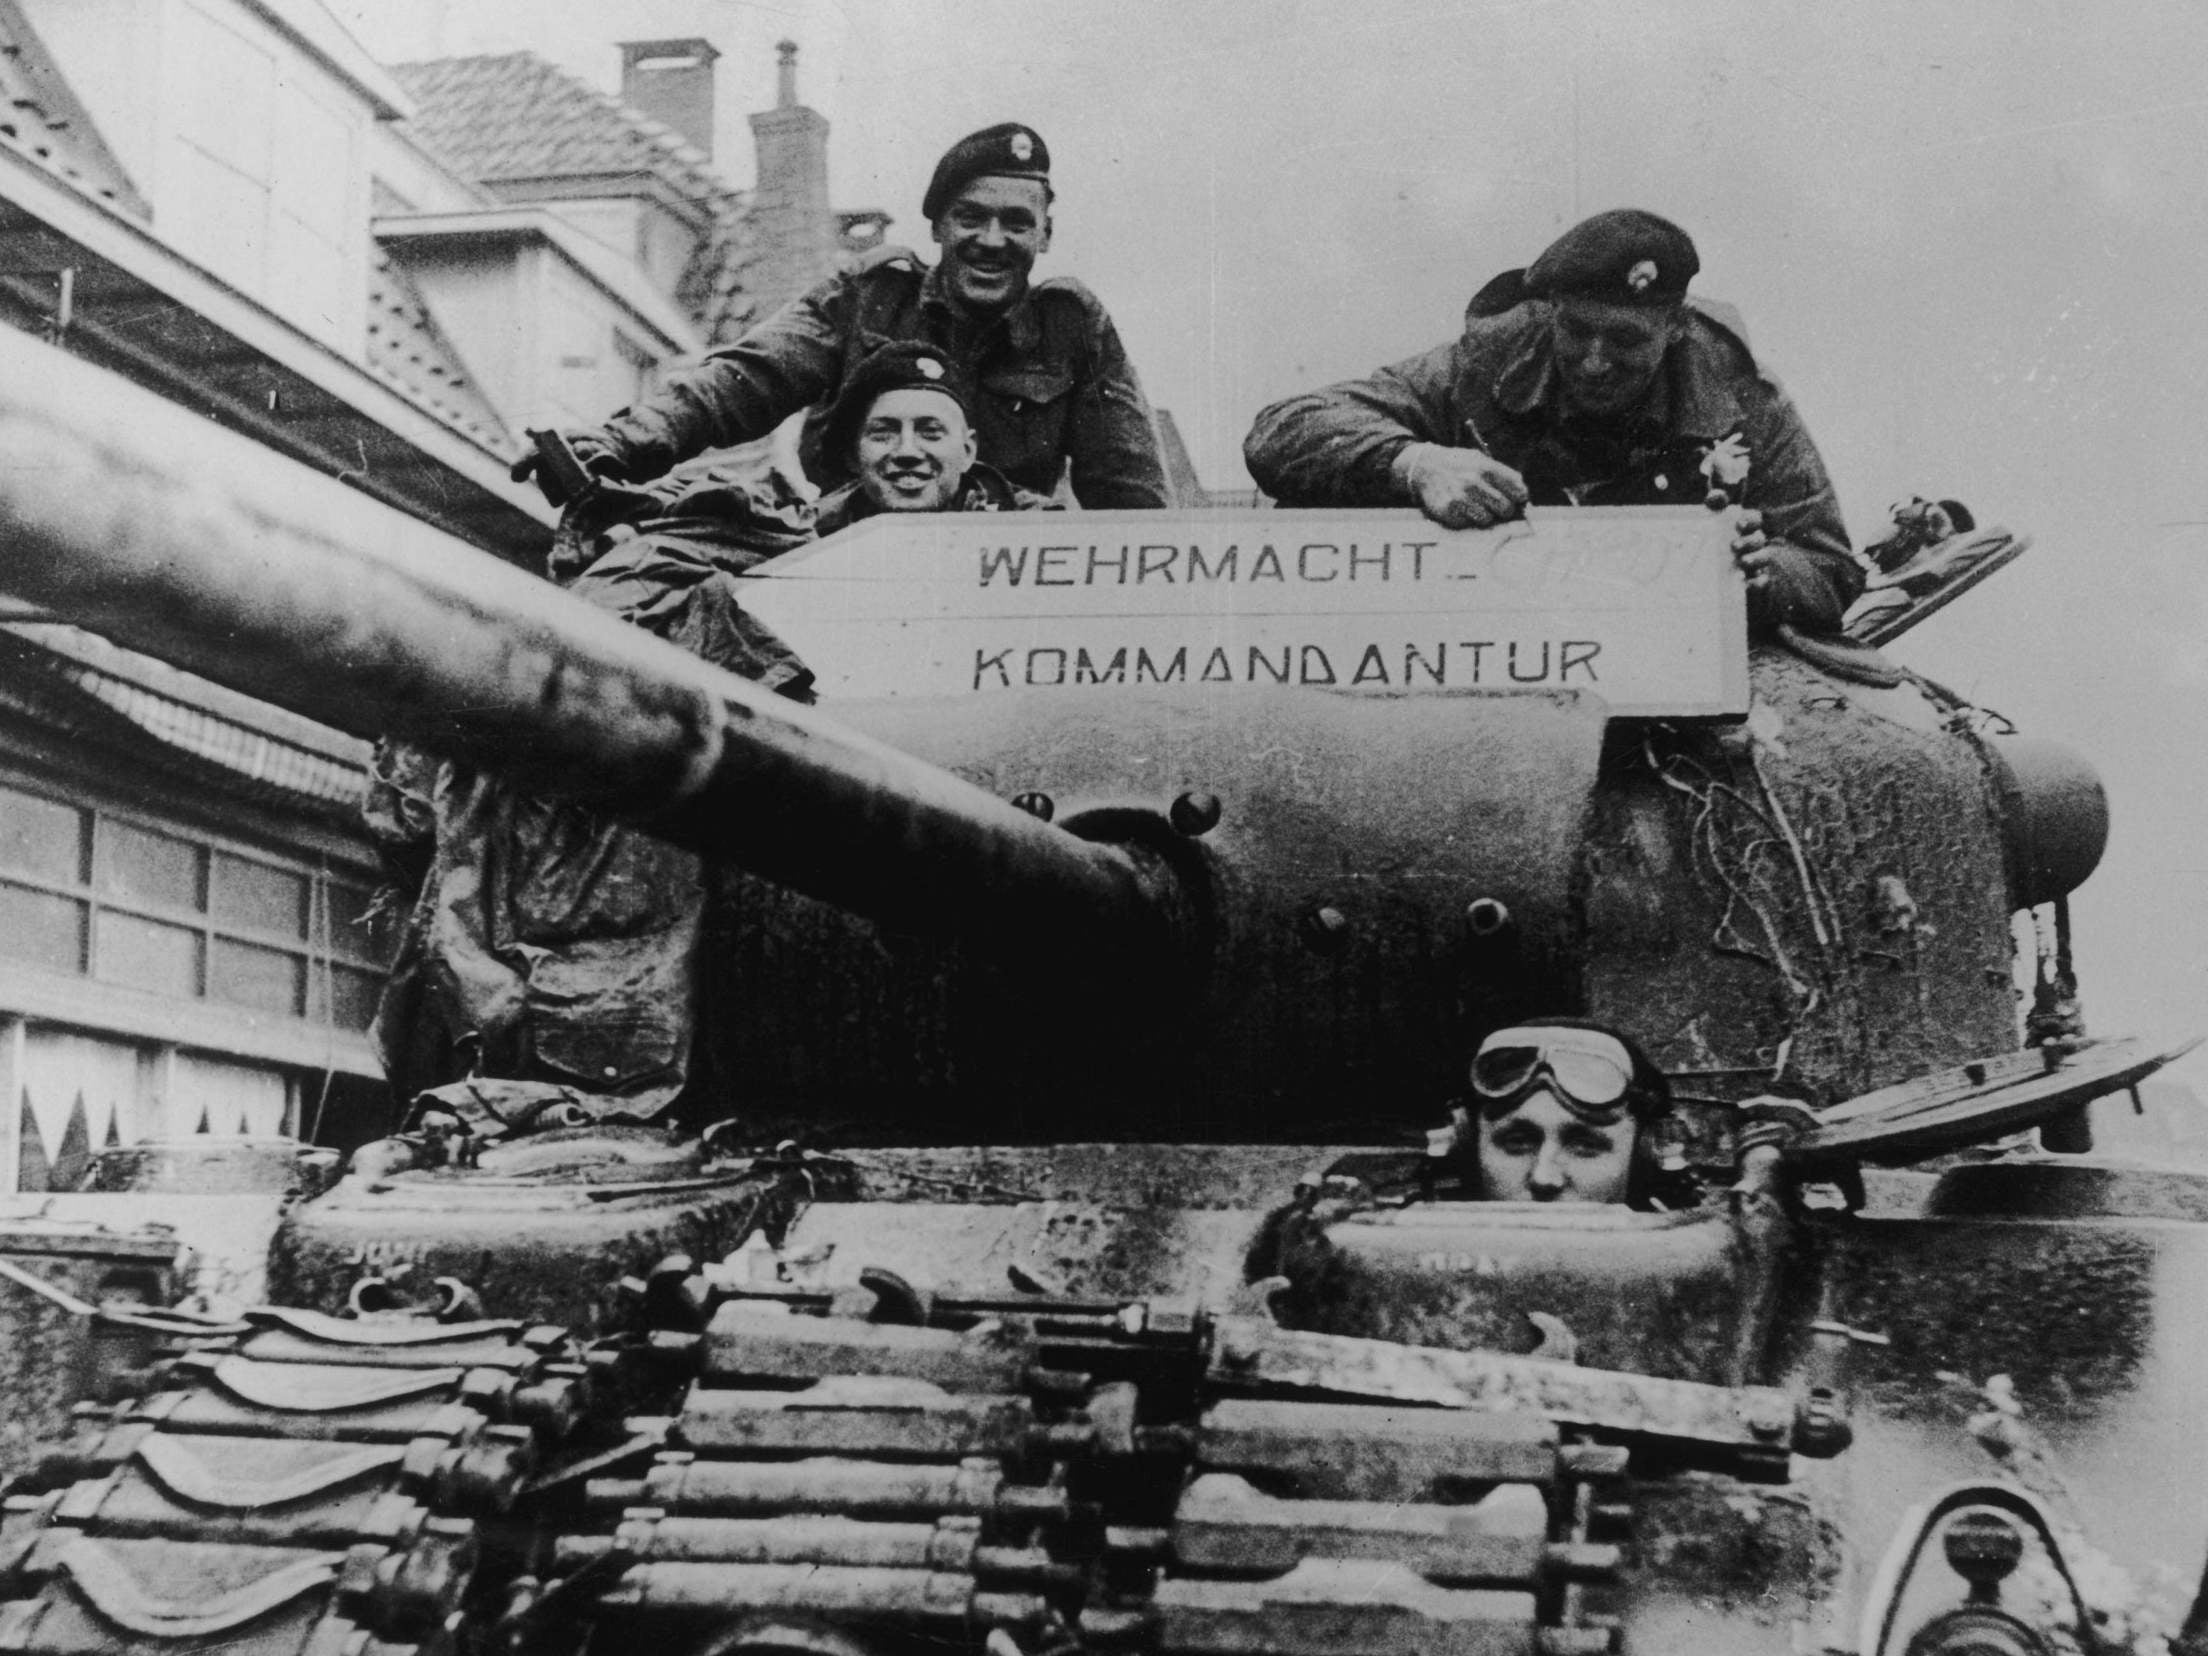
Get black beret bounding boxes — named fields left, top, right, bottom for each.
left=1525, top=208, right=1699, bottom=307
left=922, top=123, right=1051, bottom=222
left=822, top=341, right=976, bottom=462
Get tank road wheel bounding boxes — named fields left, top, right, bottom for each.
left=0, top=1307, right=597, bottom=1656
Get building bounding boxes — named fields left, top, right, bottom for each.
left=388, top=38, right=886, bottom=355
left=0, top=1, right=853, bottom=1186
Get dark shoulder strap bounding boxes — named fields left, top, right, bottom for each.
left=1028, top=277, right=1111, bottom=366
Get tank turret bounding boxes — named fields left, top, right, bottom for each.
left=2, top=325, right=2199, bottom=1656
left=0, top=325, right=2107, bottom=1132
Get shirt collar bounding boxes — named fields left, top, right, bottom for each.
left=919, top=262, right=1042, bottom=350
left=815, top=464, right=1012, bottom=535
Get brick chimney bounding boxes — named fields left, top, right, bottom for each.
left=745, top=41, right=839, bottom=318
left=620, top=37, right=720, bottom=157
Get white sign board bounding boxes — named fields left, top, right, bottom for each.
left=737, top=507, right=1748, bottom=717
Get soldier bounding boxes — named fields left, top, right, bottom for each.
left=1440, top=1018, right=1676, bottom=1206
left=520, top=123, right=1169, bottom=512
left=1244, top=209, right=1861, bottom=632
left=368, top=347, right=1062, bottom=1136
left=813, top=342, right=1048, bottom=532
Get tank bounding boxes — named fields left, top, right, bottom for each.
left=0, top=324, right=2202, bottom=1656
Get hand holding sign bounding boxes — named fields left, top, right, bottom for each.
left=1727, top=507, right=1774, bottom=593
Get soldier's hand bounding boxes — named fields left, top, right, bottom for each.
left=1724, top=509, right=1842, bottom=629
left=1728, top=507, right=1776, bottom=593
left=1392, top=443, right=1530, bottom=530
left=508, top=430, right=628, bottom=508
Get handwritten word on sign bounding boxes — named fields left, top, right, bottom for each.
left=736, top=507, right=1748, bottom=717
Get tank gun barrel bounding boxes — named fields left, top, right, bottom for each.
left=0, top=329, right=1174, bottom=955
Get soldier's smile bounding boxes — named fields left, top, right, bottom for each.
left=879, top=460, right=941, bottom=499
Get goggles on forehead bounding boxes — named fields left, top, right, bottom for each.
left=1470, top=1026, right=1639, bottom=1115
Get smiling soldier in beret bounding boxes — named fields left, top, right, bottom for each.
left=812, top=342, right=1049, bottom=533
left=1244, top=208, right=1861, bottom=633
left=519, top=122, right=1169, bottom=514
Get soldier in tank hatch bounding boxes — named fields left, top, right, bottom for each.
left=515, top=122, right=1169, bottom=514
left=1244, top=208, right=1862, bottom=634
left=1433, top=1018, right=1679, bottom=1206
left=812, top=343, right=1051, bottom=533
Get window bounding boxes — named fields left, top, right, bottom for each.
left=0, top=782, right=389, bottom=1030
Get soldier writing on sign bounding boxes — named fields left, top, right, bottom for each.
left=516, top=123, right=1169, bottom=513
left=1244, top=209, right=1862, bottom=633
left=1431, top=1018, right=1679, bottom=1207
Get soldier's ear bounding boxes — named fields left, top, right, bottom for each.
left=1037, top=213, right=1053, bottom=256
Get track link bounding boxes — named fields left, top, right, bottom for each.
left=539, top=1293, right=1628, bottom=1656
left=0, top=1309, right=591, bottom=1656
left=0, top=1287, right=1634, bottom=1655
left=1121, top=1400, right=1625, bottom=1656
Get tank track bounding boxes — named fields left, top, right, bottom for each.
left=0, top=1293, right=1628, bottom=1655
left=0, top=1308, right=594, bottom=1656
left=529, top=1293, right=1629, bottom=1656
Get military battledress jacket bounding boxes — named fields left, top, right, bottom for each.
left=1244, top=300, right=1861, bottom=630
left=596, top=249, right=1170, bottom=510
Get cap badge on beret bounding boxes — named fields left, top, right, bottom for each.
left=1525, top=209, right=1699, bottom=307
left=1009, top=130, right=1035, bottom=162
left=916, top=356, right=945, bottom=380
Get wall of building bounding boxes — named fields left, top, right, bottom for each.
left=391, top=235, right=667, bottom=432
left=486, top=190, right=704, bottom=312
left=633, top=196, right=703, bottom=297
left=25, top=0, right=374, bottom=352
left=539, top=252, right=662, bottom=427
left=388, top=239, right=536, bottom=419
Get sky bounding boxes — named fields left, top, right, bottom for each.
left=332, top=0, right=2208, bottom=1090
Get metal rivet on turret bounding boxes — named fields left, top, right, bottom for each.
left=1010, top=791, right=1054, bottom=823
left=1169, top=790, right=1222, bottom=836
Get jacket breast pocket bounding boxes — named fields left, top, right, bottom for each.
left=980, top=366, right=1075, bottom=412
